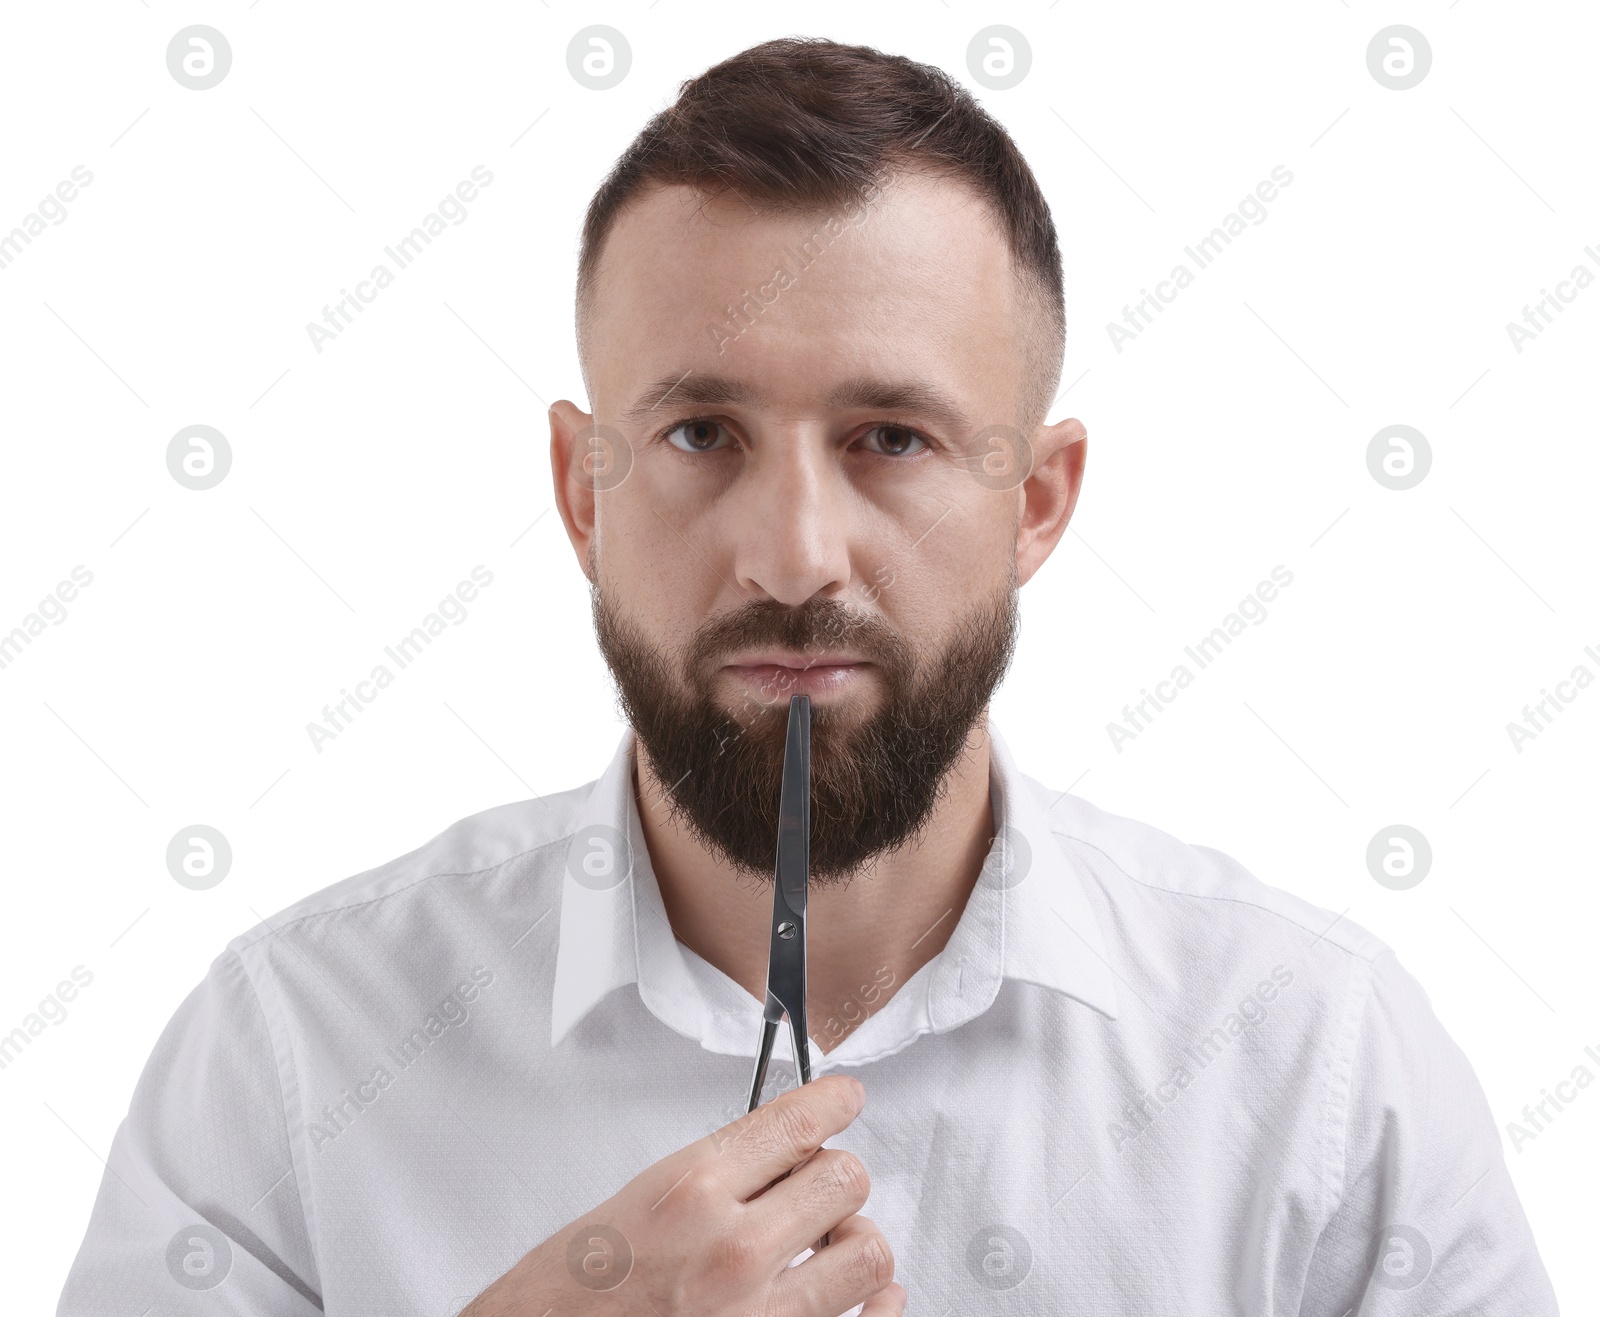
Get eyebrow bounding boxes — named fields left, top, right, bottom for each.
left=619, top=372, right=973, bottom=435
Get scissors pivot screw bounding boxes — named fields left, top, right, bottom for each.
left=777, top=920, right=797, bottom=940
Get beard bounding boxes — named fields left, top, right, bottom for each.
left=590, top=570, right=1019, bottom=886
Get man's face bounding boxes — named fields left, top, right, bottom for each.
left=556, top=171, right=1075, bottom=883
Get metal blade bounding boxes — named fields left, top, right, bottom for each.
left=762, top=694, right=810, bottom=1053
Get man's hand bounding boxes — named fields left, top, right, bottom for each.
left=460, top=1073, right=904, bottom=1316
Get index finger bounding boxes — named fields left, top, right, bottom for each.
left=710, top=1074, right=866, bottom=1200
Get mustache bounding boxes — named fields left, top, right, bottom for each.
left=685, top=595, right=910, bottom=677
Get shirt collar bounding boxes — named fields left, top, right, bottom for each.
left=550, top=720, right=1120, bottom=1065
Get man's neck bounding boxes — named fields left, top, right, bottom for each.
left=633, top=719, right=996, bottom=1056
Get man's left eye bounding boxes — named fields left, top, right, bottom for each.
left=860, top=425, right=927, bottom=457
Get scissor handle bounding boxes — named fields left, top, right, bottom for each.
left=743, top=1005, right=814, bottom=1109
left=744, top=1019, right=831, bottom=1253
left=746, top=1018, right=779, bottom=1115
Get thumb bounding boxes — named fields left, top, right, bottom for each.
left=859, top=1280, right=907, bottom=1315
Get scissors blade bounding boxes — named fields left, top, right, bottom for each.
left=762, top=694, right=811, bottom=1074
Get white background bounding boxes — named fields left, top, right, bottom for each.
left=1, top=2, right=1595, bottom=1311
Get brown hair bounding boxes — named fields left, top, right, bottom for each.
left=576, top=35, right=1066, bottom=430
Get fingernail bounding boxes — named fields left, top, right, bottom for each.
left=850, top=1076, right=867, bottom=1109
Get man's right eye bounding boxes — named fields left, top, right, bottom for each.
left=663, top=418, right=733, bottom=452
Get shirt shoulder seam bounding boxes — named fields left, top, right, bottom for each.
left=1323, top=949, right=1379, bottom=1218
left=1050, top=828, right=1382, bottom=963
left=230, top=833, right=572, bottom=951
left=226, top=943, right=322, bottom=1288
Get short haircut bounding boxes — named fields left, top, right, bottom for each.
left=576, top=35, right=1067, bottom=432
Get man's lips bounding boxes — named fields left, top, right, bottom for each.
left=721, top=657, right=868, bottom=695
left=725, top=651, right=868, bottom=667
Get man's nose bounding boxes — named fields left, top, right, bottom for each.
left=726, top=437, right=853, bottom=606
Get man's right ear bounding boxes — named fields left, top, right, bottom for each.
left=548, top=400, right=599, bottom=583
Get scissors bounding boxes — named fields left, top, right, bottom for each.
left=745, top=693, right=830, bottom=1252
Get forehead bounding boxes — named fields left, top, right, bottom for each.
left=583, top=172, right=1026, bottom=423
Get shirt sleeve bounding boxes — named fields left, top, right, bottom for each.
left=56, top=946, right=322, bottom=1316
left=1298, top=948, right=1560, bottom=1315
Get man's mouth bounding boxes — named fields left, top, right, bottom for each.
left=721, top=652, right=869, bottom=697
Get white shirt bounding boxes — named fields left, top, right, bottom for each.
left=57, top=722, right=1557, bottom=1315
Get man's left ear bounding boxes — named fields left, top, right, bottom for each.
left=1015, top=417, right=1087, bottom=586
